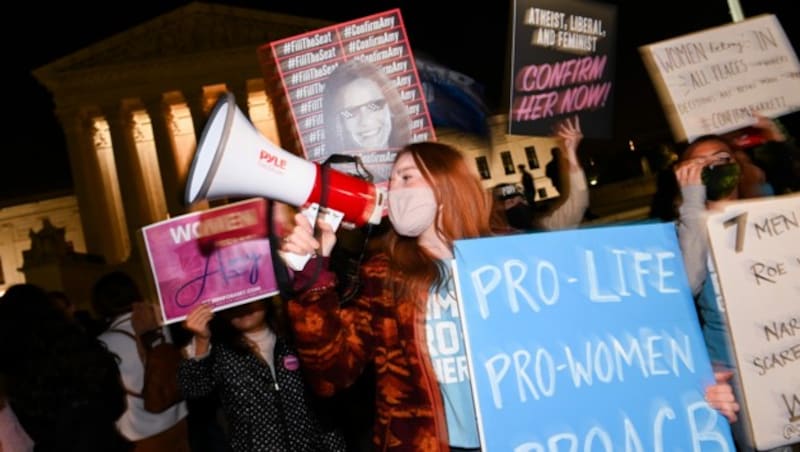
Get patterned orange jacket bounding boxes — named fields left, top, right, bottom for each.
left=288, top=254, right=450, bottom=451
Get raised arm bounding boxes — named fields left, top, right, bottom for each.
left=674, top=157, right=711, bottom=295
left=538, top=115, right=589, bottom=230
left=279, top=212, right=375, bottom=395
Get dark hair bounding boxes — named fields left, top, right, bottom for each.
left=322, top=59, right=411, bottom=156
left=91, top=271, right=141, bottom=320
left=210, top=297, right=289, bottom=354
left=0, top=283, right=130, bottom=450
left=0, top=284, right=70, bottom=372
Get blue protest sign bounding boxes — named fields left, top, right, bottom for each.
left=452, top=222, right=735, bottom=451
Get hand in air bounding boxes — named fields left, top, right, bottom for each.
left=184, top=303, right=214, bottom=340
left=673, top=156, right=707, bottom=188
left=752, top=113, right=785, bottom=143
left=554, top=115, right=583, bottom=169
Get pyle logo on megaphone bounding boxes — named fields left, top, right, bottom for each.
left=258, top=150, right=288, bottom=171
left=184, top=92, right=386, bottom=268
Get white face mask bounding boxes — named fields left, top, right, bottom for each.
left=388, top=187, right=438, bottom=237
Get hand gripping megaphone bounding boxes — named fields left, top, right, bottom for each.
left=184, top=92, right=386, bottom=269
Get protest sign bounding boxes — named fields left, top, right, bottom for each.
left=452, top=222, right=734, bottom=451
left=140, top=198, right=279, bottom=324
left=509, top=0, right=617, bottom=138
left=259, top=9, right=435, bottom=184
left=706, top=194, right=800, bottom=450
left=640, top=14, right=800, bottom=143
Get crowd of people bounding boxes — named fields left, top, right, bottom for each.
left=2, top=96, right=799, bottom=452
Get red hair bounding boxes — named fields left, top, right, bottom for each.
left=386, top=142, right=493, bottom=300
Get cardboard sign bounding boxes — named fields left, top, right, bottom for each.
left=509, top=0, right=617, bottom=138
left=259, top=9, right=436, bottom=184
left=706, top=194, right=800, bottom=450
left=140, top=198, right=279, bottom=324
left=452, top=223, right=734, bottom=451
left=640, top=14, right=800, bottom=142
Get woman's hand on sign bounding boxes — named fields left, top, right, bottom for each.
left=705, top=370, right=740, bottom=423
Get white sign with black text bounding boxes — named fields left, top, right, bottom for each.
left=706, top=194, right=800, bottom=450
left=640, top=14, right=800, bottom=142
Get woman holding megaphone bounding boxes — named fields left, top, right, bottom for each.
left=280, top=141, right=740, bottom=452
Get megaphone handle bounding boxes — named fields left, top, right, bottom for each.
left=279, top=203, right=344, bottom=271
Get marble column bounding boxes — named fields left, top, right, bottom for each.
left=143, top=94, right=183, bottom=216
left=55, top=106, right=128, bottom=263
left=184, top=87, right=208, bottom=139
left=103, top=103, right=154, bottom=256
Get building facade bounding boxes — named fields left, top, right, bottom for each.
left=0, top=195, right=85, bottom=294
left=30, top=3, right=565, bottom=275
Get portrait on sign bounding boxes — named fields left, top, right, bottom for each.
left=260, top=9, right=436, bottom=184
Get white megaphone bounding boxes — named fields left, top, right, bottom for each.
left=184, top=92, right=386, bottom=270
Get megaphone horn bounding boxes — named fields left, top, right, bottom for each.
left=184, top=92, right=385, bottom=228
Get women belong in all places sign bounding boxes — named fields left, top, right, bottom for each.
left=452, top=222, right=735, bottom=451
left=640, top=14, right=800, bottom=142
left=141, top=198, right=279, bottom=324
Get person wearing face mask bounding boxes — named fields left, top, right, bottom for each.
left=280, top=141, right=741, bottom=452
left=675, top=118, right=789, bottom=368
left=673, top=117, right=791, bottom=452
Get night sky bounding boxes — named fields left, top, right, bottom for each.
left=4, top=0, right=798, bottom=202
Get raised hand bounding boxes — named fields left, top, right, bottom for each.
left=554, top=115, right=583, bottom=169
left=752, top=113, right=785, bottom=143
left=184, top=303, right=214, bottom=340
left=673, top=156, right=707, bottom=188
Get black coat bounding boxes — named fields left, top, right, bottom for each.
left=178, top=337, right=345, bottom=452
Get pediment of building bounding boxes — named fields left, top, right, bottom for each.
left=35, top=2, right=330, bottom=81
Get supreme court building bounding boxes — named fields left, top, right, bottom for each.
left=32, top=3, right=331, bottom=266
left=20, top=2, right=570, bottom=298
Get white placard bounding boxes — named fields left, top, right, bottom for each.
left=706, top=193, right=800, bottom=450
left=640, top=14, right=800, bottom=142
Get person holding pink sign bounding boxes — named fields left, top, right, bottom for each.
left=280, top=141, right=741, bottom=451
left=179, top=298, right=346, bottom=452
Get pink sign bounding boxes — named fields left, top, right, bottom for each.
left=140, top=198, right=279, bottom=324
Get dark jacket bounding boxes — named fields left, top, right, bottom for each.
left=178, top=337, right=345, bottom=452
